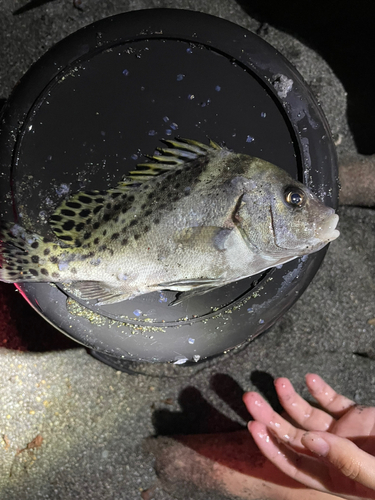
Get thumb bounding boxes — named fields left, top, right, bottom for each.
left=302, top=431, right=375, bottom=490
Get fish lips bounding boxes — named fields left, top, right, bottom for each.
left=270, top=205, right=340, bottom=256
left=295, top=211, right=340, bottom=255
left=314, top=213, right=340, bottom=243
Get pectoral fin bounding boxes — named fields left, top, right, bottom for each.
left=175, top=226, right=233, bottom=251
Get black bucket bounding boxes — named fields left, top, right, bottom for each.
left=0, top=9, right=338, bottom=364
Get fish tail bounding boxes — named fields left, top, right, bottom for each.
left=0, top=221, right=61, bottom=283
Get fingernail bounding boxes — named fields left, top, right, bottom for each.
left=302, top=432, right=330, bottom=456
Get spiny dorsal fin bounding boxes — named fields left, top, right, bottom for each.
left=49, top=138, right=222, bottom=245
left=163, top=137, right=222, bottom=153
left=128, top=137, right=222, bottom=180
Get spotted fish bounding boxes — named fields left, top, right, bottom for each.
left=0, top=138, right=339, bottom=305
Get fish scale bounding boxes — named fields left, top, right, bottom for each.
left=0, top=138, right=339, bottom=306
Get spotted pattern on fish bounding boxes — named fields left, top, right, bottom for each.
left=0, top=138, right=339, bottom=305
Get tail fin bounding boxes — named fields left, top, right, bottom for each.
left=0, top=221, right=57, bottom=283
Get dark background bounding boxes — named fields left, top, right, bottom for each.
left=237, top=0, right=375, bottom=155
left=9, top=0, right=375, bottom=156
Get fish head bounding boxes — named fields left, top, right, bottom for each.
left=268, top=183, right=339, bottom=254
left=234, top=159, right=339, bottom=260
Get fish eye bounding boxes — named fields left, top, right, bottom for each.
left=284, top=188, right=305, bottom=207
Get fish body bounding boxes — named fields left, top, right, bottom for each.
left=0, top=139, right=339, bottom=305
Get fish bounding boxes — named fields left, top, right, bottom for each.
left=0, top=138, right=339, bottom=306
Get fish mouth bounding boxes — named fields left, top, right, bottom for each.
left=315, top=213, right=340, bottom=242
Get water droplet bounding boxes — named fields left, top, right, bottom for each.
left=188, top=338, right=195, bottom=344
left=58, top=261, right=69, bottom=271
left=55, top=183, right=70, bottom=196
left=174, top=357, right=188, bottom=365
left=163, top=116, right=169, bottom=122
left=247, top=307, right=254, bottom=313
left=259, top=319, right=265, bottom=324
left=215, top=85, right=221, bottom=92
left=176, top=74, right=185, bottom=81
left=170, top=122, right=178, bottom=130
left=193, top=355, right=200, bottom=362
left=246, top=135, right=254, bottom=143
left=187, top=94, right=195, bottom=100
left=133, top=309, right=142, bottom=317
left=148, top=129, right=156, bottom=136
left=158, top=292, right=168, bottom=303
left=122, top=69, right=129, bottom=76
left=165, top=129, right=172, bottom=136
left=186, top=48, right=193, bottom=54
left=131, top=154, right=138, bottom=160
left=260, top=112, right=267, bottom=118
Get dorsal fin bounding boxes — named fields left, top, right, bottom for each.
left=49, top=138, right=221, bottom=245
left=128, top=137, right=222, bottom=180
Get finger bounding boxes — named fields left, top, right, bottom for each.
left=248, top=421, right=333, bottom=492
left=243, top=391, right=306, bottom=450
left=334, top=406, right=375, bottom=445
left=274, top=377, right=335, bottom=432
left=305, top=374, right=355, bottom=418
left=302, top=431, right=375, bottom=491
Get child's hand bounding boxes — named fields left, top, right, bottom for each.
left=243, top=374, right=375, bottom=499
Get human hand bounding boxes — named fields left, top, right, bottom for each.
left=243, top=374, right=375, bottom=500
